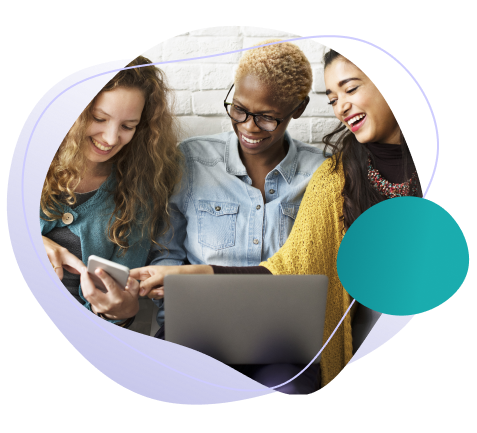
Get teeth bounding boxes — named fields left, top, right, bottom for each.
left=348, top=114, right=366, bottom=126
left=243, top=135, right=264, bottom=144
left=91, top=137, right=112, bottom=151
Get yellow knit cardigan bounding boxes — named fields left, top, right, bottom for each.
left=260, top=157, right=353, bottom=387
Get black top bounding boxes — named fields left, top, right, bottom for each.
left=45, top=190, right=98, bottom=304
left=364, top=142, right=416, bottom=184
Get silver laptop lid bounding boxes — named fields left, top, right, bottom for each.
left=164, top=275, right=328, bottom=365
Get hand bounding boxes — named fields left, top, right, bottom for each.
left=42, top=236, right=85, bottom=280
left=80, top=267, right=140, bottom=320
left=130, top=265, right=214, bottom=299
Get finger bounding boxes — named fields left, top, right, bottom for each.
left=62, top=252, right=85, bottom=274
left=146, top=287, right=164, bottom=300
left=95, top=268, right=124, bottom=296
left=80, top=267, right=102, bottom=301
left=52, top=264, right=64, bottom=280
left=129, top=267, right=152, bottom=280
left=139, top=274, right=165, bottom=296
left=63, top=265, right=81, bottom=275
left=125, top=277, right=140, bottom=297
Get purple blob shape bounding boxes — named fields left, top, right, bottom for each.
left=8, top=35, right=439, bottom=403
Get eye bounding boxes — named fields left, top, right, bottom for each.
left=234, top=105, right=246, bottom=113
left=346, top=86, right=359, bottom=94
left=259, top=115, right=275, bottom=122
left=93, top=116, right=105, bottom=122
left=122, top=125, right=134, bottom=131
left=327, top=99, right=337, bottom=106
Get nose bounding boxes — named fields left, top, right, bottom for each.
left=102, top=122, right=120, bottom=146
left=337, top=99, right=352, bottom=118
left=240, top=115, right=262, bottom=134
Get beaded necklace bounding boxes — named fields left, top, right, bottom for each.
left=367, top=157, right=418, bottom=199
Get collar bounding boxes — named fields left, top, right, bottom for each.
left=225, top=131, right=299, bottom=184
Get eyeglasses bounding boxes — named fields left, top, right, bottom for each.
left=223, top=84, right=307, bottom=132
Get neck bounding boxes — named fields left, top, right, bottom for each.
left=86, top=160, right=112, bottom=177
left=75, top=161, right=112, bottom=193
left=239, top=136, right=288, bottom=175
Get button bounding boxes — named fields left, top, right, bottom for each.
left=253, top=239, right=259, bottom=245
left=62, top=213, right=74, bottom=225
left=215, top=206, right=221, bottom=211
left=269, top=189, right=275, bottom=194
left=256, top=205, right=261, bottom=210
left=274, top=170, right=279, bottom=175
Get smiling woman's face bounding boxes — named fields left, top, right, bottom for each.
left=85, top=87, right=146, bottom=165
left=231, top=75, right=305, bottom=157
left=324, top=57, right=401, bottom=145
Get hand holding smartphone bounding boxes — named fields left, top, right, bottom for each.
left=87, top=255, right=130, bottom=293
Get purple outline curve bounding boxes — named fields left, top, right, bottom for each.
left=306, top=35, right=439, bottom=198
left=19, top=36, right=438, bottom=393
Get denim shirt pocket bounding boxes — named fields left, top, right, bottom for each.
left=279, top=202, right=301, bottom=247
left=198, top=200, right=240, bottom=250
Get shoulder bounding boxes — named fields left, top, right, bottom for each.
left=307, top=156, right=345, bottom=197
left=179, top=132, right=231, bottom=160
left=290, top=137, right=328, bottom=172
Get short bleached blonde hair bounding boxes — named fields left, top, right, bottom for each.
left=235, top=39, right=312, bottom=105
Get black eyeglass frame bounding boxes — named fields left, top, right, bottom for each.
left=223, top=84, right=308, bottom=132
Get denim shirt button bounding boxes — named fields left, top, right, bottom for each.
left=274, top=170, right=279, bottom=176
left=256, top=205, right=261, bottom=210
left=253, top=239, right=259, bottom=245
left=215, top=206, right=221, bottom=211
left=269, top=189, right=275, bottom=194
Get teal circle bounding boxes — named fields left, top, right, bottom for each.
left=337, top=197, right=469, bottom=315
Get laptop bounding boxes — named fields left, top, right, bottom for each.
left=164, top=275, right=328, bottom=365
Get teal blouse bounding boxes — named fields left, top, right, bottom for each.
left=40, top=172, right=151, bottom=322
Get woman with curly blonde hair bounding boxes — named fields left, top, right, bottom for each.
left=41, top=55, right=182, bottom=327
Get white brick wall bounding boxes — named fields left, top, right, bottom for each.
left=142, top=26, right=341, bottom=146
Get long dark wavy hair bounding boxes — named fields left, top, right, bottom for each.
left=322, top=49, right=422, bottom=231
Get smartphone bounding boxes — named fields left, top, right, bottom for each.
left=87, top=255, right=130, bottom=293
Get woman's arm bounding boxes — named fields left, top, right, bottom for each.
left=129, top=264, right=213, bottom=298
left=148, top=202, right=189, bottom=268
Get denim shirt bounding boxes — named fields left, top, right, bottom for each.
left=149, top=131, right=326, bottom=324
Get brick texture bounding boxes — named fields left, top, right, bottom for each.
left=142, top=26, right=337, bottom=147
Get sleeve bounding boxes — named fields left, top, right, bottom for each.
left=211, top=265, right=272, bottom=275
left=149, top=147, right=190, bottom=268
left=149, top=201, right=188, bottom=267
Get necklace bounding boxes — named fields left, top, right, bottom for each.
left=367, top=157, right=418, bottom=199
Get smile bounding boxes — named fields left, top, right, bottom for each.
left=347, top=113, right=366, bottom=126
left=242, top=136, right=264, bottom=144
left=345, top=113, right=367, bottom=133
left=91, top=137, right=113, bottom=152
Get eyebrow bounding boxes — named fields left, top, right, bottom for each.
left=93, top=108, right=140, bottom=123
left=325, top=77, right=362, bottom=95
left=232, top=98, right=279, bottom=115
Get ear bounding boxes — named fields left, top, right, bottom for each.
left=293, top=96, right=310, bottom=120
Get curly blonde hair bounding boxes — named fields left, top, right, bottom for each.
left=235, top=39, right=312, bottom=105
left=41, top=56, right=182, bottom=254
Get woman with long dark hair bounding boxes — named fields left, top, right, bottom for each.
left=131, top=49, right=422, bottom=391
